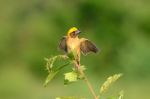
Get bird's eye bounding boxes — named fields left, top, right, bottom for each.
left=72, top=31, right=76, bottom=35
left=70, top=31, right=76, bottom=38
left=70, top=31, right=75, bottom=35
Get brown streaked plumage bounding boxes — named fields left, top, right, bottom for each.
left=59, top=27, right=99, bottom=65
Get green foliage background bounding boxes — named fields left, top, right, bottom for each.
left=0, top=0, right=150, bottom=99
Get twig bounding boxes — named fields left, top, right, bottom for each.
left=74, top=61, right=99, bottom=99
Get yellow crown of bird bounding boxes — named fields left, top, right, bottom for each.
left=67, top=27, right=78, bottom=36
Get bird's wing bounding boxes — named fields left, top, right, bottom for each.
left=59, top=36, right=67, bottom=53
left=80, top=38, right=99, bottom=55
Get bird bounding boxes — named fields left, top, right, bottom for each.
left=59, top=27, right=99, bottom=66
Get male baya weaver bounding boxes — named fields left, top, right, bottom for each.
left=59, top=27, right=99, bottom=66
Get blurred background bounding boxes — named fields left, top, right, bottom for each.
left=0, top=0, right=150, bottom=99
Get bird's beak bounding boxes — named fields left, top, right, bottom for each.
left=76, top=30, right=81, bottom=35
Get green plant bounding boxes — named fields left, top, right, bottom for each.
left=44, top=55, right=123, bottom=99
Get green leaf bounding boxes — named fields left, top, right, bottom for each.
left=44, top=71, right=59, bottom=87
left=67, top=50, right=77, bottom=60
left=72, top=65, right=86, bottom=72
left=78, top=65, right=86, bottom=71
left=67, top=52, right=75, bottom=60
left=44, top=62, right=71, bottom=87
left=45, top=55, right=70, bottom=72
left=73, top=65, right=86, bottom=80
left=100, top=73, right=123, bottom=94
left=64, top=71, right=78, bottom=84
left=118, top=90, right=124, bottom=99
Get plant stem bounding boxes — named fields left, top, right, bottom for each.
left=74, top=62, right=99, bottom=99
left=84, top=75, right=99, bottom=99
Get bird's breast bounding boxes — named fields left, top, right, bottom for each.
left=67, top=37, right=80, bottom=52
